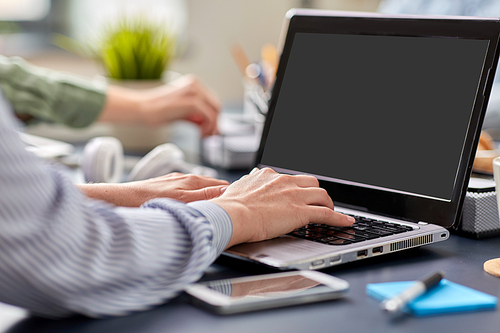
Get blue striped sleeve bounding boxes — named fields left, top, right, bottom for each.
left=0, top=92, right=233, bottom=318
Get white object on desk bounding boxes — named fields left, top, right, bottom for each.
left=202, top=113, right=261, bottom=169
left=127, top=143, right=218, bottom=181
left=203, top=135, right=260, bottom=170
left=21, top=133, right=217, bottom=184
left=18, top=132, right=74, bottom=159
left=0, top=303, right=27, bottom=331
left=81, top=136, right=124, bottom=183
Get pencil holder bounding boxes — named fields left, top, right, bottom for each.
left=243, top=79, right=269, bottom=139
left=458, top=178, right=500, bottom=238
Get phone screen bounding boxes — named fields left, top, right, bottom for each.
left=186, top=272, right=349, bottom=314
left=204, top=274, right=334, bottom=301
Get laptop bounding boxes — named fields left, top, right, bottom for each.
left=224, top=9, right=500, bottom=270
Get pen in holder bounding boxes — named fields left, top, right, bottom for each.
left=204, top=44, right=275, bottom=170
left=201, top=77, right=269, bottom=171
left=243, top=78, right=269, bottom=139
left=230, top=43, right=274, bottom=139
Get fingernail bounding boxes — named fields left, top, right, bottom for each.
left=346, top=216, right=355, bottom=224
left=250, top=167, right=259, bottom=175
left=220, top=186, right=228, bottom=194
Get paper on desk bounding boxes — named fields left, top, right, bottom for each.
left=366, top=279, right=497, bottom=316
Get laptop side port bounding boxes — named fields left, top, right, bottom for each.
left=372, top=246, right=383, bottom=255
left=329, top=255, right=341, bottom=265
left=357, top=250, right=368, bottom=258
left=310, top=259, right=325, bottom=269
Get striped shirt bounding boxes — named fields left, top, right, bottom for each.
left=0, top=93, right=233, bottom=318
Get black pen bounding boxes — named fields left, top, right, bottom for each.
left=380, top=271, right=444, bottom=313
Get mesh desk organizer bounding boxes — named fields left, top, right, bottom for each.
left=458, top=177, right=500, bottom=238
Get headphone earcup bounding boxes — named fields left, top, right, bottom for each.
left=127, top=143, right=218, bottom=181
left=81, top=137, right=124, bottom=183
left=127, top=143, right=185, bottom=182
left=176, top=161, right=218, bottom=179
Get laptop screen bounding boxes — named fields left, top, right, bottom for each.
left=257, top=11, right=500, bottom=227
left=260, top=32, right=489, bottom=202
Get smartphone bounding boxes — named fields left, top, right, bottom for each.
left=184, top=270, right=349, bottom=314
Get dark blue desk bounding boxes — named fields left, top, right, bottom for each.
left=4, top=234, right=500, bottom=333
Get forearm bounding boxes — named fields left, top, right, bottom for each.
left=0, top=98, right=232, bottom=317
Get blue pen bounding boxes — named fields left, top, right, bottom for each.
left=245, top=63, right=267, bottom=88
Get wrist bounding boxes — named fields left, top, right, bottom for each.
left=99, top=86, right=146, bottom=126
left=210, top=198, right=258, bottom=248
left=187, top=201, right=233, bottom=255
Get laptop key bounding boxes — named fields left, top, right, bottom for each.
left=371, top=225, right=407, bottom=233
left=353, top=225, right=368, bottom=231
left=303, top=232, right=323, bottom=239
left=328, top=238, right=352, bottom=245
left=364, top=228, right=393, bottom=236
left=317, top=236, right=338, bottom=243
left=288, top=216, right=411, bottom=245
left=307, top=227, right=328, bottom=233
left=341, top=229, right=380, bottom=240
left=336, top=234, right=368, bottom=243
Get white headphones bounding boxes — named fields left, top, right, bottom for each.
left=81, top=137, right=217, bottom=183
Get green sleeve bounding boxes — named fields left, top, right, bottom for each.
left=0, top=55, right=107, bottom=128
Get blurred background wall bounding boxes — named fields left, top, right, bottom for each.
left=0, top=0, right=382, bottom=106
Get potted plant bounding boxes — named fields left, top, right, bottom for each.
left=92, top=14, right=177, bottom=86
left=57, top=14, right=179, bottom=151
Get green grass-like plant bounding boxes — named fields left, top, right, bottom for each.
left=96, top=15, right=176, bottom=80
left=56, top=14, right=176, bottom=80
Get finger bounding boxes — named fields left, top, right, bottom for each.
left=182, top=74, right=221, bottom=120
left=186, top=113, right=219, bottom=136
left=167, top=174, right=228, bottom=189
left=250, top=167, right=260, bottom=175
left=195, top=80, right=222, bottom=115
left=194, top=174, right=230, bottom=184
left=299, top=188, right=334, bottom=210
left=190, top=83, right=220, bottom=136
left=292, top=174, right=320, bottom=188
left=306, top=206, right=355, bottom=227
left=189, top=98, right=219, bottom=137
left=189, top=176, right=230, bottom=188
left=188, top=185, right=228, bottom=201
left=165, top=172, right=187, bottom=178
left=152, top=173, right=229, bottom=188
left=479, top=131, right=494, bottom=150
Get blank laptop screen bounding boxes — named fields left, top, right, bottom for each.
left=260, top=32, right=489, bottom=201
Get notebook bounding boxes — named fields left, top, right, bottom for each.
left=224, top=9, right=500, bottom=270
left=366, top=279, right=497, bottom=316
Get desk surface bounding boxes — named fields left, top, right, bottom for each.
left=2, top=233, right=500, bottom=333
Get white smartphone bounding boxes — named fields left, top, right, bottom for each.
left=184, top=270, right=349, bottom=314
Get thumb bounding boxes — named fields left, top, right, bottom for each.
left=188, top=185, right=228, bottom=201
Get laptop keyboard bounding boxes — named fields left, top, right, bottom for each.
left=288, top=215, right=414, bottom=245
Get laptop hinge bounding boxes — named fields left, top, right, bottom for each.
left=335, top=202, right=421, bottom=224
left=334, top=202, right=368, bottom=213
